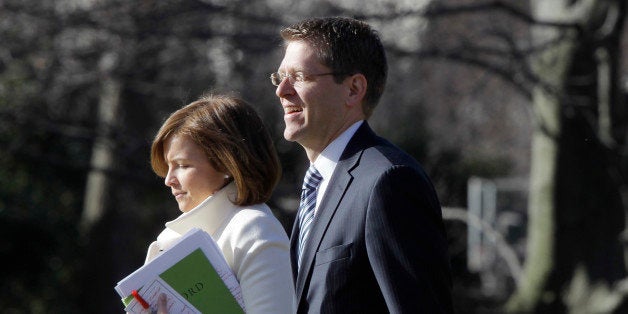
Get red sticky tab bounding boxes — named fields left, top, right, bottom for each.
left=131, top=289, right=150, bottom=309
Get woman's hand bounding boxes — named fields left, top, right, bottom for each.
left=156, top=293, right=168, bottom=314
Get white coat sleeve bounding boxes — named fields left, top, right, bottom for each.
left=221, top=210, right=295, bottom=314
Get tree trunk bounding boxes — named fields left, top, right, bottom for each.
left=80, top=52, right=121, bottom=234
left=507, top=1, right=627, bottom=312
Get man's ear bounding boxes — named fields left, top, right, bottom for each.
left=346, top=73, right=367, bottom=108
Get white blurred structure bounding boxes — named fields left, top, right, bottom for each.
left=466, top=176, right=528, bottom=297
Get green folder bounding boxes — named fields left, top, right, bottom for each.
left=159, top=248, right=244, bottom=313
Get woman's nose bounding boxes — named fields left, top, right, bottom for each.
left=164, top=170, right=176, bottom=187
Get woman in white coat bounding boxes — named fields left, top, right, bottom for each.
left=147, top=94, right=294, bottom=313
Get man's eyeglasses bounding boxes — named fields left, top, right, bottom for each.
left=270, top=71, right=342, bottom=86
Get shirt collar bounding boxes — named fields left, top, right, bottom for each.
left=313, top=120, right=363, bottom=181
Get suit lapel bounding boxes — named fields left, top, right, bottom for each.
left=294, top=122, right=379, bottom=305
left=295, top=154, right=357, bottom=302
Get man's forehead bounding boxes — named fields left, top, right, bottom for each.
left=279, top=42, right=325, bottom=71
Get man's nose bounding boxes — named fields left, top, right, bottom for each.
left=275, top=77, right=295, bottom=98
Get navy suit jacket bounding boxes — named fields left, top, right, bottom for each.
left=290, top=122, right=453, bottom=313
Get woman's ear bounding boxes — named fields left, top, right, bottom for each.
left=346, top=73, right=367, bottom=108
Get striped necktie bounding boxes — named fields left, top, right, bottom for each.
left=297, top=165, right=322, bottom=268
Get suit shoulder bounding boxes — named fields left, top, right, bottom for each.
left=362, top=139, right=424, bottom=172
left=343, top=124, right=430, bottom=179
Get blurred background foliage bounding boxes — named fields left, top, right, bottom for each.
left=0, top=0, right=627, bottom=313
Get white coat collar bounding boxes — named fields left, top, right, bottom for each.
left=164, top=181, right=238, bottom=237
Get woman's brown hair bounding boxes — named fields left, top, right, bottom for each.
left=151, top=94, right=281, bottom=206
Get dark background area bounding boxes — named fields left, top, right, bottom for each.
left=1, top=1, right=627, bottom=313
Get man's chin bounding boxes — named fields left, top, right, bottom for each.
left=283, top=130, right=299, bottom=142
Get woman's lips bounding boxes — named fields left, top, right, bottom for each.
left=173, top=191, right=185, bottom=199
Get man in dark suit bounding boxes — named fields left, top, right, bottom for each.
left=271, top=17, right=453, bottom=313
